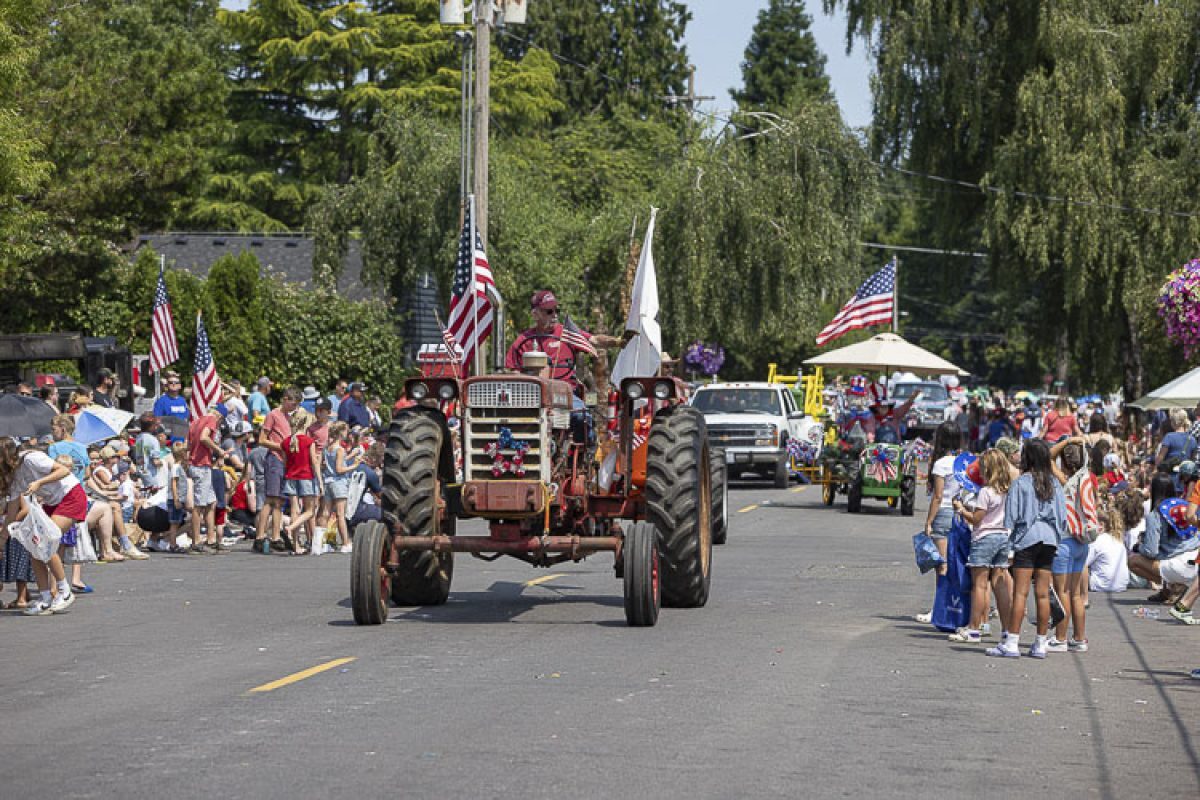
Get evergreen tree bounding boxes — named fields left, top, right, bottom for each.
left=732, top=0, right=830, bottom=111
left=497, top=0, right=692, bottom=123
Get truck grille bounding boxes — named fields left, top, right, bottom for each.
left=464, top=407, right=548, bottom=482
left=707, top=423, right=774, bottom=448
left=467, top=381, right=541, bottom=408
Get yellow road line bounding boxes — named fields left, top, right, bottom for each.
left=248, top=657, right=356, bottom=694
left=524, top=573, right=566, bottom=587
left=790, top=485, right=808, bottom=493
left=738, top=504, right=759, bottom=513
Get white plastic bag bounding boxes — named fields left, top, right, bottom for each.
left=63, top=520, right=98, bottom=564
left=8, top=497, right=63, bottom=562
left=344, top=470, right=366, bottom=521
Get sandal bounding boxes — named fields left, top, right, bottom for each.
left=168, top=545, right=189, bottom=554
left=3, top=599, right=28, bottom=610
left=70, top=584, right=94, bottom=594
left=102, top=552, right=126, bottom=563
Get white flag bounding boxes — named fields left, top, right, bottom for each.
left=611, top=208, right=662, bottom=386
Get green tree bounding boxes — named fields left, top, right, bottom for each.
left=497, top=0, right=691, bottom=123
left=210, top=0, right=560, bottom=230
left=732, top=0, right=830, bottom=112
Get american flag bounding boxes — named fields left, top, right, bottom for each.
left=188, top=312, right=221, bottom=421
left=445, top=195, right=498, bottom=371
left=149, top=260, right=179, bottom=373
left=560, top=314, right=597, bottom=356
left=815, top=260, right=896, bottom=346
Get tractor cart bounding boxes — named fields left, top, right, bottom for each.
left=350, top=349, right=725, bottom=627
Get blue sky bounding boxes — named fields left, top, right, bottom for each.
left=683, top=0, right=873, bottom=129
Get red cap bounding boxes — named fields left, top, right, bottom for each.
left=530, top=290, right=558, bottom=310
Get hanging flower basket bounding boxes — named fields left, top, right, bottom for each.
left=684, top=340, right=725, bottom=377
left=1158, top=258, right=1200, bottom=358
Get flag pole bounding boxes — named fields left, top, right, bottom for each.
left=469, top=194, right=482, bottom=377
left=892, top=256, right=900, bottom=333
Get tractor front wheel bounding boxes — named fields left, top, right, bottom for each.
left=847, top=476, right=863, bottom=514
left=646, top=405, right=713, bottom=608
left=623, top=521, right=660, bottom=627
left=710, top=447, right=729, bottom=545
left=900, top=477, right=916, bottom=517
left=381, top=413, right=454, bottom=606
left=350, top=520, right=390, bottom=625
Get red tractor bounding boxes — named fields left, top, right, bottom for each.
left=350, top=350, right=726, bottom=627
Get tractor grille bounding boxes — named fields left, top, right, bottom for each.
left=707, top=423, right=775, bottom=448
left=467, top=381, right=541, bottom=408
left=465, top=407, right=548, bottom=482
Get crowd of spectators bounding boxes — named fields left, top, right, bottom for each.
left=1, top=375, right=389, bottom=616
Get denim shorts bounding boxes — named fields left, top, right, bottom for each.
left=285, top=478, right=319, bottom=498
left=1052, top=536, right=1089, bottom=575
left=265, top=455, right=285, bottom=499
left=324, top=476, right=350, bottom=501
left=928, top=507, right=954, bottom=540
left=168, top=500, right=187, bottom=525
left=967, top=532, right=1011, bottom=568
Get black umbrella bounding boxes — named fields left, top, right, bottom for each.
left=157, top=414, right=190, bottom=440
left=0, top=394, right=57, bottom=439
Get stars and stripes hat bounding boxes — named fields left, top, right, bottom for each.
left=847, top=375, right=867, bottom=396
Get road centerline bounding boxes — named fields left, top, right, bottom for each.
left=524, top=573, right=566, bottom=587
left=738, top=504, right=759, bottom=513
left=247, top=657, right=357, bottom=694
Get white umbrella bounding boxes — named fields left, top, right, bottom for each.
left=1129, top=366, right=1200, bottom=410
left=74, top=406, right=135, bottom=446
left=804, top=332, right=968, bottom=376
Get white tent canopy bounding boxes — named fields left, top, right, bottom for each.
left=803, top=332, right=968, bottom=376
left=1130, top=366, right=1200, bottom=410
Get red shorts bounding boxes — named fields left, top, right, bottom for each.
left=43, top=484, right=88, bottom=522
left=215, top=508, right=227, bottom=526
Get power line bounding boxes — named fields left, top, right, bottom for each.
left=860, top=241, right=988, bottom=258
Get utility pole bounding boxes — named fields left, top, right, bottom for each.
left=663, top=65, right=714, bottom=112
left=473, top=0, right=491, bottom=247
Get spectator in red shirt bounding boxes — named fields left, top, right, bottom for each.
left=255, top=386, right=300, bottom=552
left=187, top=404, right=224, bottom=553
left=282, top=409, right=322, bottom=554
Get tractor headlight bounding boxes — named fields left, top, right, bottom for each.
left=625, top=382, right=645, bottom=400
left=652, top=381, right=672, bottom=400
left=410, top=382, right=429, bottom=400
left=437, top=383, right=456, bottom=401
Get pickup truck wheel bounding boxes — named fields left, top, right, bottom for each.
left=710, top=448, right=728, bottom=545
left=381, top=413, right=453, bottom=606
left=773, top=449, right=789, bottom=489
left=646, top=406, right=712, bottom=608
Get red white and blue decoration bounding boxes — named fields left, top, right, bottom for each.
left=865, top=444, right=899, bottom=484
left=953, top=452, right=983, bottom=494
left=485, top=426, right=529, bottom=477
left=847, top=375, right=867, bottom=396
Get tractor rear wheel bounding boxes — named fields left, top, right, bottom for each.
left=847, top=476, right=863, bottom=514
left=710, top=447, right=729, bottom=545
left=646, top=405, right=712, bottom=608
left=623, top=521, right=660, bottom=627
left=350, top=520, right=389, bottom=625
left=381, top=413, right=453, bottom=606
left=900, top=477, right=916, bottom=517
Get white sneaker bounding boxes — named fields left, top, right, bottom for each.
left=915, top=611, right=933, bottom=624
left=155, top=539, right=171, bottom=552
left=986, top=643, right=1020, bottom=658
left=50, top=591, right=75, bottom=614
left=23, top=600, right=53, bottom=617
left=1068, top=638, right=1089, bottom=653
left=1045, top=637, right=1069, bottom=653
left=310, top=541, right=325, bottom=556
left=1029, top=640, right=1048, bottom=659
left=948, top=628, right=981, bottom=643
left=979, top=622, right=992, bottom=637
left=123, top=546, right=150, bottom=561
left=339, top=544, right=353, bottom=554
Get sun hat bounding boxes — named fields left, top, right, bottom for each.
left=1103, top=452, right=1121, bottom=470
left=302, top=386, right=320, bottom=401
left=233, top=421, right=254, bottom=437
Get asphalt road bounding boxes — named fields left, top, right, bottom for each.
left=2, top=480, right=1197, bottom=799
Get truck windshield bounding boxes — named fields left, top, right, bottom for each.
left=692, top=389, right=782, bottom=416
left=894, top=382, right=948, bottom=402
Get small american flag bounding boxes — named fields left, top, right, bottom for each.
left=560, top=314, right=597, bottom=356
left=188, top=312, right=221, bottom=421
left=149, top=260, right=179, bottom=373
left=446, top=195, right=499, bottom=371
left=816, top=260, right=896, bottom=346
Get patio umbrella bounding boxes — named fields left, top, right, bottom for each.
left=0, top=394, right=56, bottom=439
left=804, top=333, right=968, bottom=377
left=74, top=406, right=135, bottom=446
left=1130, top=366, right=1200, bottom=410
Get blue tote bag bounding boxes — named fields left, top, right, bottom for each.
left=931, top=513, right=973, bottom=632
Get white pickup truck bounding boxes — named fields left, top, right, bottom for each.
left=690, top=382, right=804, bottom=488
